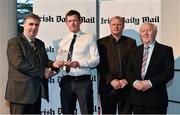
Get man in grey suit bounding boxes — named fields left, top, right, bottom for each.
left=5, top=13, right=59, bottom=114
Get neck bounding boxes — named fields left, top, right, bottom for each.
left=23, top=32, right=35, bottom=40
left=144, top=41, right=155, bottom=47
left=112, top=34, right=121, bottom=41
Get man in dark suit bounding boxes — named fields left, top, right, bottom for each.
left=126, top=22, right=174, bottom=114
left=97, top=16, right=136, bottom=114
left=5, top=13, right=59, bottom=114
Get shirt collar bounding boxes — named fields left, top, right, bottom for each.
left=69, top=31, right=82, bottom=38
left=144, top=41, right=155, bottom=49
left=23, top=33, right=35, bottom=43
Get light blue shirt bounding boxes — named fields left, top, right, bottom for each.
left=143, top=41, right=155, bottom=76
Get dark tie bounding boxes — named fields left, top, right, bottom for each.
left=66, top=34, right=77, bottom=73
left=30, top=40, right=40, bottom=63
left=30, top=40, right=36, bottom=51
left=141, top=46, right=149, bottom=79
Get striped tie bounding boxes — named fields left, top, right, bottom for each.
left=141, top=46, right=149, bottom=79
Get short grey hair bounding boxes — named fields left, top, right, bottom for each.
left=109, top=16, right=125, bottom=24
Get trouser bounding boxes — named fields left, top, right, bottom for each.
left=9, top=95, right=41, bottom=114
left=60, top=75, right=93, bottom=114
left=99, top=84, right=132, bottom=114
left=133, top=105, right=167, bottom=114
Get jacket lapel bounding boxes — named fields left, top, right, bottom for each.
left=145, top=42, right=160, bottom=77
left=20, top=35, right=41, bottom=63
left=119, top=36, right=126, bottom=61
left=137, top=45, right=144, bottom=79
left=20, top=34, right=37, bottom=57
left=34, top=38, right=44, bottom=64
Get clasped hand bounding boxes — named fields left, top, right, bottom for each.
left=133, top=80, right=152, bottom=92
left=111, top=79, right=128, bottom=89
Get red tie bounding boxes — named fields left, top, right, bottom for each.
left=141, top=46, right=149, bottom=79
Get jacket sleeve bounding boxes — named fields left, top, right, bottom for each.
left=125, top=47, right=138, bottom=85
left=97, top=40, right=113, bottom=84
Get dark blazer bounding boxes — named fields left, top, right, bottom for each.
left=126, top=42, right=174, bottom=108
left=97, top=35, right=136, bottom=92
left=5, top=34, right=54, bottom=104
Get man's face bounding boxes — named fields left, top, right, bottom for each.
left=140, top=24, right=156, bottom=45
left=66, top=15, right=81, bottom=33
left=23, top=18, right=40, bottom=39
left=110, top=18, right=124, bottom=36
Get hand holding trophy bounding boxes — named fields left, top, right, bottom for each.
left=55, top=48, right=80, bottom=70
left=64, top=51, right=80, bottom=68
left=54, top=48, right=69, bottom=68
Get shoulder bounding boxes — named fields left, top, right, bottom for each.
left=121, top=35, right=136, bottom=43
left=8, top=37, right=17, bottom=43
left=136, top=44, right=143, bottom=51
left=80, top=32, right=97, bottom=43
left=35, top=38, right=45, bottom=46
left=156, top=42, right=172, bottom=50
left=8, top=35, right=23, bottom=45
left=80, top=32, right=95, bottom=39
left=98, top=35, right=111, bottom=43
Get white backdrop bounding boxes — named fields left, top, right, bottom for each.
left=100, top=0, right=161, bottom=46
left=33, top=0, right=98, bottom=114
left=33, top=0, right=180, bottom=114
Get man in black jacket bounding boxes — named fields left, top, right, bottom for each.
left=97, top=16, right=136, bottom=114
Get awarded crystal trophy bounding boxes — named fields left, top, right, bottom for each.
left=57, top=49, right=69, bottom=63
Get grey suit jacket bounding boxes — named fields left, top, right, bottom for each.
left=5, top=34, right=54, bottom=104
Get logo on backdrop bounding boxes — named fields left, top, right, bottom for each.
left=41, top=105, right=99, bottom=115
left=101, top=16, right=160, bottom=25
left=40, top=15, right=95, bottom=23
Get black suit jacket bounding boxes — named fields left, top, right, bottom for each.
left=126, top=42, right=174, bottom=108
left=5, top=34, right=54, bottom=104
left=97, top=35, right=136, bottom=93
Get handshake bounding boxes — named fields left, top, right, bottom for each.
left=44, top=60, right=80, bottom=79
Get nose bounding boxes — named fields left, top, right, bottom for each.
left=71, top=21, right=75, bottom=25
left=144, top=30, right=149, bottom=34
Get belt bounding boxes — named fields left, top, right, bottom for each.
left=63, top=75, right=91, bottom=81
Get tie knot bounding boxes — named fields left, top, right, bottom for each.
left=73, top=34, right=77, bottom=39
left=30, top=40, right=36, bottom=49
left=30, top=40, right=34, bottom=44
left=144, top=46, right=149, bottom=50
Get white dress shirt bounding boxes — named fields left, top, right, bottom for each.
left=56, top=31, right=100, bottom=76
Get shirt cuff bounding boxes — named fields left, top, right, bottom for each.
left=133, top=80, right=139, bottom=86
left=148, top=80, right=153, bottom=87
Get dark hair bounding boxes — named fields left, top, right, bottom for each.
left=23, top=13, right=41, bottom=24
left=65, top=10, right=81, bottom=21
